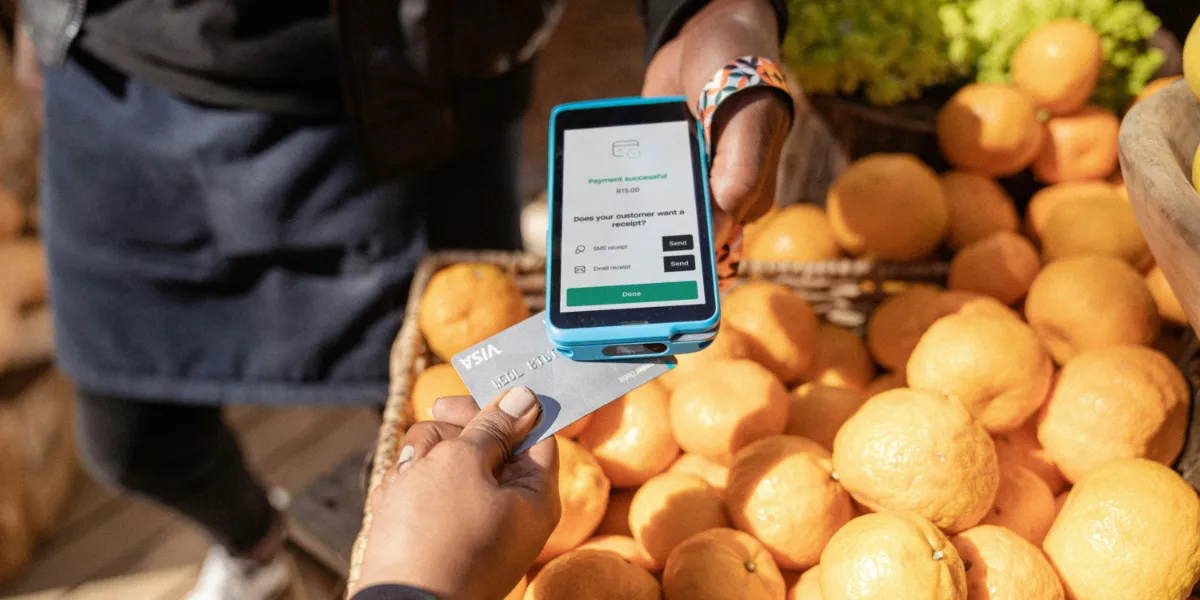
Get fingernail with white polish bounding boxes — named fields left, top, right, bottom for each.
left=499, top=386, right=538, bottom=418
left=396, top=445, right=415, bottom=471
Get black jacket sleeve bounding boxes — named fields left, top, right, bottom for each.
left=640, top=0, right=789, bottom=62
left=349, top=584, right=441, bottom=600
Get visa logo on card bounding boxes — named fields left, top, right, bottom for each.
left=456, top=344, right=504, bottom=370
left=451, top=312, right=675, bottom=453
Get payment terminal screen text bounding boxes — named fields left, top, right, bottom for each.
left=559, top=120, right=706, bottom=313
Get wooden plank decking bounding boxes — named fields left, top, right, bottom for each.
left=0, top=405, right=382, bottom=600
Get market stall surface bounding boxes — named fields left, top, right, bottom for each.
left=0, top=404, right=381, bottom=600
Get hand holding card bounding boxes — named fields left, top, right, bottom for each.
left=352, top=390, right=558, bottom=599
left=452, top=311, right=675, bottom=453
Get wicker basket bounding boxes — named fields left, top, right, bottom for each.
left=347, top=250, right=1200, bottom=594
left=346, top=251, right=948, bottom=588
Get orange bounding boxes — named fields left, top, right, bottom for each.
left=977, top=464, right=1056, bottom=545
left=1039, top=194, right=1151, bottom=269
left=1131, top=75, right=1182, bottom=107
left=418, top=263, right=529, bottom=361
left=832, top=388, right=1000, bottom=533
left=788, top=566, right=823, bottom=600
left=744, top=204, right=841, bottom=262
left=669, top=359, right=791, bottom=464
left=536, top=437, right=611, bottom=564
left=938, top=83, right=1044, bottom=177
left=1037, top=345, right=1188, bottom=483
left=906, top=313, right=1053, bottom=432
left=864, top=284, right=945, bottom=370
left=667, top=454, right=730, bottom=495
left=1186, top=17, right=1200, bottom=102
left=1147, top=265, right=1189, bottom=325
left=948, top=232, right=1041, bottom=306
left=577, top=535, right=660, bottom=573
left=662, top=528, right=786, bottom=600
left=557, top=414, right=593, bottom=439
left=1024, top=181, right=1124, bottom=243
left=939, top=171, right=1019, bottom=251
left=721, top=282, right=818, bottom=384
left=863, top=371, right=905, bottom=397
left=409, top=363, right=469, bottom=422
left=525, top=549, right=660, bottom=600
left=743, top=202, right=782, bottom=241
left=0, top=189, right=22, bottom=240
left=1024, top=256, right=1159, bottom=364
left=991, top=420, right=1068, bottom=494
left=725, top=435, right=853, bottom=570
left=504, top=576, right=528, bottom=600
left=867, top=286, right=1019, bottom=371
left=0, top=240, right=46, bottom=307
left=940, top=291, right=1022, bottom=321
left=1011, top=20, right=1102, bottom=116
left=1032, top=107, right=1120, bottom=184
left=785, top=383, right=865, bottom=450
left=804, top=324, right=874, bottom=392
left=629, top=472, right=730, bottom=565
left=951, top=525, right=1065, bottom=600
left=1044, top=459, right=1200, bottom=600
left=1053, top=491, right=1069, bottom=516
left=658, top=324, right=754, bottom=392
left=578, top=380, right=679, bottom=488
left=826, top=154, right=948, bottom=261
left=596, top=489, right=635, bottom=537
left=820, top=512, right=968, bottom=600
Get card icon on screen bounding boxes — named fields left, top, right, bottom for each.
left=612, top=140, right=641, bottom=158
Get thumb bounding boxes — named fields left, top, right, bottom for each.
left=455, top=386, right=542, bottom=471
left=708, top=89, right=792, bottom=230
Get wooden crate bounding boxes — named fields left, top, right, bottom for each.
left=345, top=251, right=948, bottom=587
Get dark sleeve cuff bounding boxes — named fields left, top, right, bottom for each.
left=349, top=584, right=441, bottom=600
left=640, top=0, right=789, bottom=62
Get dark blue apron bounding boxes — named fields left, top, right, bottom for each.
left=40, top=51, right=525, bottom=405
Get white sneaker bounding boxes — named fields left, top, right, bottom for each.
left=185, top=544, right=293, bottom=600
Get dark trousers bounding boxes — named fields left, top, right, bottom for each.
left=75, top=390, right=275, bottom=554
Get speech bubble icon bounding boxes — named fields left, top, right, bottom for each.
left=575, top=245, right=586, bottom=254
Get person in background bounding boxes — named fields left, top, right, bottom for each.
left=14, top=0, right=792, bottom=597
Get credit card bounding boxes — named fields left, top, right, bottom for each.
left=451, top=311, right=675, bottom=453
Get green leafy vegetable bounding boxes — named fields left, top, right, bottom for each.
left=781, top=0, right=1166, bottom=111
left=942, top=0, right=1165, bottom=112
left=781, top=0, right=961, bottom=106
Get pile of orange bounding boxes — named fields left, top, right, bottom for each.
left=401, top=20, right=1200, bottom=597
left=409, top=252, right=1199, bottom=599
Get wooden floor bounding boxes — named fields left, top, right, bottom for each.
left=0, top=405, right=382, bottom=600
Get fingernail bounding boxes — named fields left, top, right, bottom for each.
left=396, top=445, right=415, bottom=471
left=499, top=386, right=538, bottom=418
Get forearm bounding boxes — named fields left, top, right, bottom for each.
left=640, top=0, right=788, bottom=61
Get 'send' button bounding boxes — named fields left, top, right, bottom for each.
left=663, top=255, right=696, bottom=272
left=662, top=235, right=694, bottom=252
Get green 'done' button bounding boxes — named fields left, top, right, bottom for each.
left=566, top=281, right=699, bottom=307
